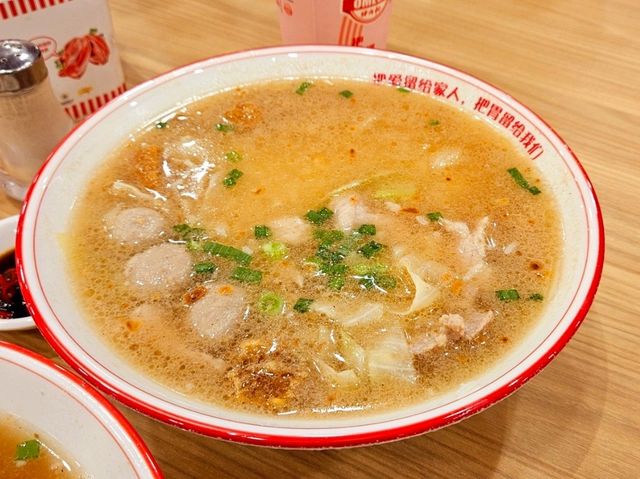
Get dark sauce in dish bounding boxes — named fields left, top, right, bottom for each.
left=0, top=249, right=28, bottom=319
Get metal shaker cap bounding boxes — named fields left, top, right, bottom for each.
left=0, top=39, right=48, bottom=93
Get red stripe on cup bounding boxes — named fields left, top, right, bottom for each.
left=17, top=0, right=28, bottom=14
left=0, top=3, right=9, bottom=19
left=8, top=0, right=18, bottom=16
left=28, top=0, right=36, bottom=11
left=38, top=0, right=46, bottom=8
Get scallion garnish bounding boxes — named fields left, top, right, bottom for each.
left=339, top=90, right=353, bottom=99
left=193, top=262, right=217, bottom=274
left=305, top=207, right=333, bottom=225
left=215, top=122, right=234, bottom=132
left=230, top=266, right=262, bottom=284
left=320, top=263, right=348, bottom=276
left=173, top=224, right=206, bottom=241
left=397, top=87, right=411, bottom=93
left=254, top=225, right=272, bottom=239
left=429, top=119, right=440, bottom=126
left=261, top=241, right=288, bottom=260
left=224, top=150, right=242, bottom=163
left=528, top=293, right=544, bottom=301
left=295, top=81, right=313, bottom=95
left=257, top=292, right=284, bottom=315
left=293, top=298, right=314, bottom=313
left=328, top=274, right=346, bottom=291
left=314, top=229, right=344, bottom=246
left=223, top=168, right=243, bottom=187
left=507, top=167, right=541, bottom=195
left=15, top=439, right=40, bottom=461
left=358, top=241, right=384, bottom=259
left=357, top=224, right=376, bottom=236
left=155, top=121, right=168, bottom=129
left=496, top=289, right=520, bottom=301
left=203, top=241, right=252, bottom=265
left=426, top=212, right=443, bottom=222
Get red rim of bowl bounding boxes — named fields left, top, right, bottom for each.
left=0, top=341, right=163, bottom=477
left=15, top=45, right=605, bottom=448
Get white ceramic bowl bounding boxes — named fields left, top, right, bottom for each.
left=0, top=341, right=162, bottom=477
left=16, top=46, right=604, bottom=448
left=0, top=215, right=34, bottom=331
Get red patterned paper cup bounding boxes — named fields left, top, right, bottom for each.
left=276, top=0, right=393, bottom=48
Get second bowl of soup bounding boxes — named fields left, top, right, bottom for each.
left=17, top=46, right=603, bottom=447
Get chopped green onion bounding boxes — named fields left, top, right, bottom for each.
left=173, top=224, right=191, bottom=235
left=429, top=119, right=440, bottom=126
left=320, top=263, right=348, bottom=276
left=374, top=183, right=416, bottom=201
left=316, top=244, right=346, bottom=264
left=397, top=87, right=411, bottom=93
left=357, top=224, right=376, bottom=236
left=155, top=121, right=168, bottom=129
left=193, top=262, right=217, bottom=274
left=186, top=240, right=203, bottom=251
left=261, top=241, right=288, bottom=260
left=375, top=274, right=397, bottom=290
left=231, top=266, right=262, bottom=284
left=496, top=289, right=520, bottom=301
left=223, top=168, right=243, bottom=187
left=358, top=241, right=384, bottom=258
left=528, top=293, right=544, bottom=301
left=254, top=225, right=272, bottom=239
left=173, top=224, right=206, bottom=240
left=314, top=229, right=344, bottom=246
left=507, top=167, right=541, bottom=195
left=426, top=212, right=443, bottom=222
left=339, top=90, right=353, bottom=99
left=203, top=241, right=252, bottom=265
left=295, top=81, right=313, bottom=95
left=215, top=122, right=234, bottom=132
left=257, top=292, right=284, bottom=315
left=293, top=298, right=314, bottom=313
left=15, top=439, right=40, bottom=461
left=305, top=207, right=333, bottom=225
left=224, top=150, right=242, bottom=163
left=328, top=274, right=346, bottom=290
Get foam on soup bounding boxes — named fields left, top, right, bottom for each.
left=66, top=79, right=560, bottom=417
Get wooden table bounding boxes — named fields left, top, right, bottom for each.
left=2, top=1, right=639, bottom=477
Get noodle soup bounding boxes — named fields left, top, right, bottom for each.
left=66, top=79, right=559, bottom=417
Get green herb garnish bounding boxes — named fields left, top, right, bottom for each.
left=173, top=224, right=206, bottom=241
left=357, top=224, right=376, bottom=236
left=155, top=121, right=168, bottom=129
left=397, top=87, right=411, bottom=93
left=15, top=440, right=40, bottom=461
left=528, top=293, right=544, bottom=301
left=193, top=262, right=217, bottom=274
left=496, top=289, right=520, bottom=301
left=223, top=168, right=243, bottom=187
left=314, top=229, right=345, bottom=246
left=429, top=119, right=440, bottom=126
left=230, top=266, right=262, bottom=284
left=305, top=207, right=333, bottom=225
left=224, top=150, right=242, bottom=163
left=328, top=274, right=346, bottom=291
left=358, top=241, right=384, bottom=259
left=215, top=122, right=234, bottom=133
left=339, top=90, right=353, bottom=99
left=507, top=167, right=541, bottom=195
left=261, top=241, right=288, bottom=260
left=296, top=81, right=313, bottom=95
left=254, top=225, right=272, bottom=239
left=203, top=241, right=252, bottom=265
left=257, top=292, right=284, bottom=315
left=293, top=298, right=314, bottom=313
left=426, top=212, right=443, bottom=222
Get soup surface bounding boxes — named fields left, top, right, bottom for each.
left=67, top=79, right=560, bottom=417
left=0, top=415, right=84, bottom=478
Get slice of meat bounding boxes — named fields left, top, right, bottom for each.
left=440, top=313, right=465, bottom=340
left=410, top=332, right=447, bottom=354
left=269, top=217, right=311, bottom=245
left=125, top=243, right=191, bottom=296
left=464, top=311, right=494, bottom=339
left=188, top=284, right=246, bottom=340
left=330, top=193, right=379, bottom=231
left=105, top=207, right=165, bottom=244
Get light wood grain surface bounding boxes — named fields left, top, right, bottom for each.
left=1, top=1, right=639, bottom=477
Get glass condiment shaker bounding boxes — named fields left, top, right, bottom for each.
left=0, top=39, right=73, bottom=201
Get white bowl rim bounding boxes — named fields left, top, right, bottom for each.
left=0, top=340, right=163, bottom=476
left=16, top=45, right=605, bottom=448
left=0, top=215, right=35, bottom=331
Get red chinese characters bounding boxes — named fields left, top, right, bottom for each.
left=57, top=29, right=111, bottom=80
left=372, top=72, right=461, bottom=102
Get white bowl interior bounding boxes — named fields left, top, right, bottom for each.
left=18, top=47, right=601, bottom=440
left=0, top=215, right=34, bottom=331
left=0, top=344, right=158, bottom=477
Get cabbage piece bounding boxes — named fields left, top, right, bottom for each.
left=339, top=331, right=367, bottom=374
left=311, top=301, right=384, bottom=328
left=367, top=324, right=417, bottom=383
left=398, top=256, right=440, bottom=315
left=312, top=358, right=358, bottom=388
